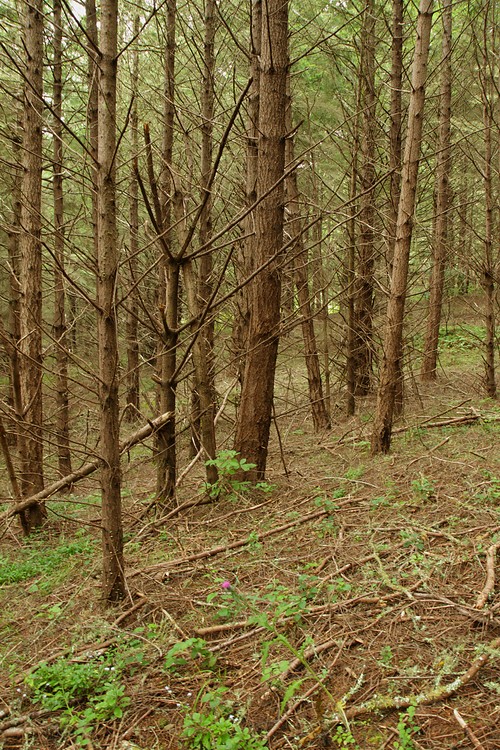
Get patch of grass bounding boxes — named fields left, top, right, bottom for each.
left=0, top=529, right=96, bottom=589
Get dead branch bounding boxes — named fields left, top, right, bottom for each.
left=1, top=411, right=173, bottom=521
left=453, top=709, right=485, bottom=750
left=299, top=635, right=500, bottom=747
left=391, top=413, right=480, bottom=434
left=133, top=497, right=359, bottom=575
left=476, top=540, right=500, bottom=609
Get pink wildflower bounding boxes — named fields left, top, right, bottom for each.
left=221, top=580, right=232, bottom=590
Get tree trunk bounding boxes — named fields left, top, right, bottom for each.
left=52, top=0, right=72, bottom=477
left=125, top=16, right=140, bottom=422
left=6, top=125, right=24, bottom=447
left=353, top=0, right=377, bottom=397
left=481, top=92, right=496, bottom=398
left=389, top=0, right=404, bottom=413
left=285, top=82, right=330, bottom=432
left=86, top=0, right=99, bottom=269
left=479, top=17, right=497, bottom=399
left=234, top=0, right=288, bottom=479
left=97, top=0, right=125, bottom=602
left=421, top=0, right=452, bottom=382
left=19, top=0, right=45, bottom=530
left=232, top=0, right=261, bottom=384
left=371, top=0, right=434, bottom=455
left=156, top=0, right=178, bottom=502
left=190, top=0, right=218, bottom=477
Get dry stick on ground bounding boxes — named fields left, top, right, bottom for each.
left=266, top=640, right=347, bottom=741
left=195, top=588, right=415, bottom=637
left=475, top=540, right=500, bottom=609
left=132, top=497, right=360, bottom=575
left=1, top=411, right=173, bottom=521
left=261, top=637, right=363, bottom=703
left=391, top=414, right=480, bottom=434
left=334, top=412, right=479, bottom=446
left=298, top=635, right=500, bottom=747
left=453, top=709, right=485, bottom=750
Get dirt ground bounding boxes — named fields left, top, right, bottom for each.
left=1, top=311, right=500, bottom=749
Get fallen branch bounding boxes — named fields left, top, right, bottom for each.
left=392, top=413, right=480, bottom=435
left=134, top=498, right=357, bottom=575
left=1, top=411, right=172, bottom=521
left=476, top=541, right=500, bottom=609
left=453, top=709, right=485, bottom=750
left=194, top=589, right=414, bottom=637
left=299, top=635, right=500, bottom=747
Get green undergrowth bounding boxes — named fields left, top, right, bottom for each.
left=0, top=528, right=96, bottom=589
left=25, top=634, right=147, bottom=747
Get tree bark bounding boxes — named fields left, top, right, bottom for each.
left=97, top=0, right=125, bottom=601
left=188, top=0, right=218, bottom=481
left=6, top=125, right=24, bottom=448
left=19, top=0, right=45, bottom=530
left=125, top=16, right=140, bottom=421
left=234, top=0, right=288, bottom=479
left=371, top=0, right=434, bottom=455
left=155, top=0, right=179, bottom=502
left=389, top=0, right=404, bottom=413
left=479, top=20, right=497, bottom=399
left=285, top=81, right=330, bottom=432
left=232, top=0, right=261, bottom=384
left=353, top=0, right=377, bottom=396
left=421, top=0, right=452, bottom=382
left=52, top=0, right=72, bottom=477
left=86, top=0, right=99, bottom=270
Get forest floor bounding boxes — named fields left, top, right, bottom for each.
left=1, top=309, right=500, bottom=749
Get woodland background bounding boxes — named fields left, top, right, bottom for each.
left=1, top=0, right=500, bottom=748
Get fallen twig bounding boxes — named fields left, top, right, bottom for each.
left=299, top=635, right=500, bottom=746
left=476, top=541, right=500, bottom=609
left=0, top=709, right=51, bottom=732
left=132, top=498, right=358, bottom=576
left=266, top=641, right=347, bottom=741
left=453, top=709, right=485, bottom=750
left=391, top=413, right=480, bottom=435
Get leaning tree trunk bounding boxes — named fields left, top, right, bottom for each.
left=18, top=0, right=45, bottom=531
left=234, top=0, right=288, bottom=479
left=52, top=0, right=72, bottom=477
left=371, top=0, right=434, bottom=455
left=421, top=0, right=452, bottom=382
left=97, top=0, right=125, bottom=602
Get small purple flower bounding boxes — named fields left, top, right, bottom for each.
left=221, top=580, right=232, bottom=590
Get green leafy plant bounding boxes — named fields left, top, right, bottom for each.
left=181, top=688, right=268, bottom=750
left=411, top=474, right=435, bottom=501
left=164, top=637, right=217, bottom=673
left=331, top=725, right=360, bottom=747
left=378, top=645, right=393, bottom=668
left=394, top=705, right=421, bottom=749
left=0, top=530, right=95, bottom=589
left=204, top=450, right=274, bottom=500
left=25, top=646, right=135, bottom=747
